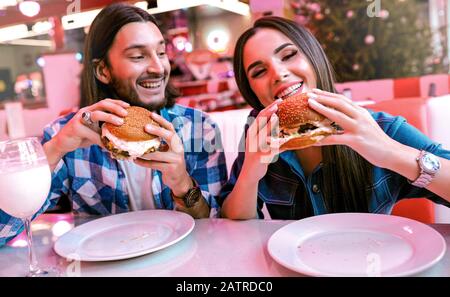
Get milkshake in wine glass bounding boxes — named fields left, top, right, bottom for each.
left=0, top=137, right=57, bottom=276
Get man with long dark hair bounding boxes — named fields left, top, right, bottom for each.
left=0, top=3, right=227, bottom=246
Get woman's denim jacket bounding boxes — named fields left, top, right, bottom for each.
left=219, top=109, right=450, bottom=219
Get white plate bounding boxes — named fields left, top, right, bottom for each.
left=54, top=210, right=195, bottom=261
left=268, top=213, right=446, bottom=276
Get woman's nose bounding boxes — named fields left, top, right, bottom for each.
left=274, top=72, right=289, bottom=84
left=271, top=61, right=290, bottom=84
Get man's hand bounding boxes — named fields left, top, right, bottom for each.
left=134, top=112, right=192, bottom=198
left=44, top=99, right=129, bottom=170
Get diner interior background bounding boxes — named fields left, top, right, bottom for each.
left=0, top=0, right=449, bottom=221
left=292, top=0, right=447, bottom=81
left=0, top=0, right=447, bottom=111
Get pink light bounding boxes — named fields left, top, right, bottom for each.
left=52, top=221, right=73, bottom=237
left=19, top=1, right=40, bottom=17
left=175, top=41, right=185, bottom=51
left=172, top=35, right=187, bottom=52
left=10, top=239, right=28, bottom=248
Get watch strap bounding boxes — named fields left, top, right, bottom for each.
left=410, top=171, right=433, bottom=188
left=409, top=150, right=436, bottom=188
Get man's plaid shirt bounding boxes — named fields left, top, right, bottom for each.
left=0, top=104, right=227, bottom=246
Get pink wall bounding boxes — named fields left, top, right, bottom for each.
left=249, top=0, right=284, bottom=12
left=427, top=95, right=450, bottom=223
left=335, top=79, right=394, bottom=102
left=0, top=53, right=81, bottom=140
left=334, top=75, right=450, bottom=103
left=419, top=74, right=449, bottom=97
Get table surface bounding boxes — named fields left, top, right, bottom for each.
left=0, top=214, right=448, bottom=277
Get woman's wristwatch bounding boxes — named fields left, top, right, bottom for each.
left=410, top=150, right=441, bottom=188
left=171, top=177, right=202, bottom=208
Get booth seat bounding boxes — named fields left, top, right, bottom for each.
left=419, top=74, right=449, bottom=98
left=393, top=77, right=421, bottom=98
left=368, top=98, right=432, bottom=223
left=335, top=79, right=394, bottom=103
left=209, top=95, right=450, bottom=222
left=209, top=108, right=252, bottom=175
left=426, top=95, right=450, bottom=223
left=369, top=96, right=450, bottom=223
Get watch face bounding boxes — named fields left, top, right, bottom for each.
left=184, top=187, right=201, bottom=208
left=421, top=153, right=441, bottom=172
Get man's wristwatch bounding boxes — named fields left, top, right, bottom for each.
left=410, top=150, right=441, bottom=188
left=171, top=177, right=202, bottom=208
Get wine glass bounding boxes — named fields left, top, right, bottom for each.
left=0, top=137, right=58, bottom=276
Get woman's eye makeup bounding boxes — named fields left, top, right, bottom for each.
left=281, top=50, right=298, bottom=61
left=251, top=68, right=266, bottom=78
left=248, top=47, right=299, bottom=79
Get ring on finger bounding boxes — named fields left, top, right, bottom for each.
left=81, top=111, right=94, bottom=126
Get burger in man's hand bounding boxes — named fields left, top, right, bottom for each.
left=101, top=106, right=161, bottom=160
left=276, top=93, right=340, bottom=150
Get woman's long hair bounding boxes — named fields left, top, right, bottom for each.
left=79, top=3, right=178, bottom=108
left=233, top=16, right=373, bottom=212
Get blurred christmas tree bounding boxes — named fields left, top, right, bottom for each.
left=288, top=0, right=448, bottom=82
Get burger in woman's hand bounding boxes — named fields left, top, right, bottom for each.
left=276, top=93, right=339, bottom=150
left=101, top=106, right=161, bottom=160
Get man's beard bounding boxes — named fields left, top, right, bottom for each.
left=109, top=74, right=167, bottom=111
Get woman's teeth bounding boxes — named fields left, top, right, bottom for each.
left=278, top=82, right=303, bottom=99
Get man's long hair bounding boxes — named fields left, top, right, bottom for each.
left=233, top=16, right=374, bottom=213
left=79, top=3, right=178, bottom=108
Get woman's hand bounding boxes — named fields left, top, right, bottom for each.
left=241, top=98, right=287, bottom=182
left=307, top=89, right=397, bottom=167
left=134, top=112, right=193, bottom=198
left=52, top=99, right=129, bottom=154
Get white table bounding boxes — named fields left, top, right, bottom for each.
left=0, top=214, right=449, bottom=277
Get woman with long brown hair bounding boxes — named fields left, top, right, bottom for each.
left=219, top=16, right=450, bottom=220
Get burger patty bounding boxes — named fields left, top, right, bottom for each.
left=298, top=123, right=317, bottom=133
left=101, top=136, right=158, bottom=159
left=102, top=136, right=130, bottom=159
left=281, top=123, right=319, bottom=137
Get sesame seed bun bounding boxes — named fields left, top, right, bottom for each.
left=277, top=93, right=324, bottom=128
left=101, top=106, right=161, bottom=160
left=103, top=106, right=159, bottom=141
left=276, top=93, right=337, bottom=150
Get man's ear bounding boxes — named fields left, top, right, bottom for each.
left=93, top=59, right=111, bottom=84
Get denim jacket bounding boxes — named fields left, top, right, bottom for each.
left=219, top=109, right=450, bottom=219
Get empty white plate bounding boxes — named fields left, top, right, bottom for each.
left=54, top=210, right=195, bottom=261
left=268, top=213, right=446, bottom=276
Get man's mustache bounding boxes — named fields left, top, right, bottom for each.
left=138, top=73, right=165, bottom=81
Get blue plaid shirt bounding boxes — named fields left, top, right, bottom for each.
left=0, top=104, right=227, bottom=246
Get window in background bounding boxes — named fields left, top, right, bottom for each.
left=0, top=39, right=50, bottom=109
